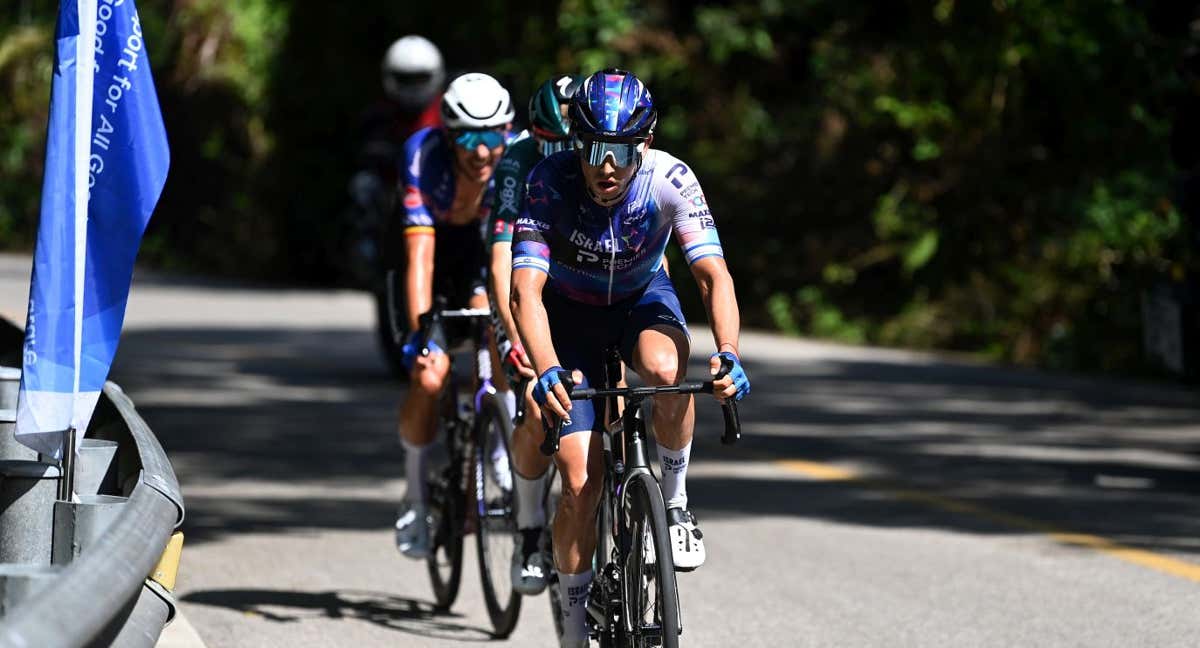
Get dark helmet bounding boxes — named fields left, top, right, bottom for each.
left=568, top=68, right=656, bottom=140
left=529, top=74, right=583, bottom=139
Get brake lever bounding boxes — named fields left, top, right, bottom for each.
left=538, top=370, right=575, bottom=456
left=539, top=415, right=563, bottom=456
left=715, top=354, right=741, bottom=445
left=720, top=400, right=741, bottom=445
left=514, top=379, right=528, bottom=425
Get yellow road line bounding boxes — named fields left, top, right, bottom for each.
left=775, top=458, right=1200, bottom=584
left=776, top=459, right=856, bottom=481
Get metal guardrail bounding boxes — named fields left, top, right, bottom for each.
left=0, top=381, right=184, bottom=648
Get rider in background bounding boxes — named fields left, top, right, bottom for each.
left=356, top=36, right=444, bottom=190
left=511, top=69, right=751, bottom=647
left=393, top=72, right=517, bottom=560
left=349, top=36, right=444, bottom=365
left=487, top=74, right=582, bottom=596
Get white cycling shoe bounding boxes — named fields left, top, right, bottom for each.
left=667, top=507, right=705, bottom=571
left=394, top=505, right=431, bottom=560
left=511, top=527, right=548, bottom=595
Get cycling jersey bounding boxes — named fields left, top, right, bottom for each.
left=511, top=149, right=723, bottom=306
left=488, top=133, right=540, bottom=246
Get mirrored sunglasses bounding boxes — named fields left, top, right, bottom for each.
left=576, top=137, right=642, bottom=168
left=452, top=129, right=507, bottom=150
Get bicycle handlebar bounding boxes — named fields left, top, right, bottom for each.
left=538, top=355, right=742, bottom=456
left=433, top=308, right=492, bottom=319
left=414, top=297, right=493, bottom=357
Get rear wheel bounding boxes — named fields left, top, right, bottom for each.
left=426, top=393, right=464, bottom=609
left=474, top=392, right=521, bottom=637
left=623, top=472, right=680, bottom=648
left=375, top=271, right=408, bottom=381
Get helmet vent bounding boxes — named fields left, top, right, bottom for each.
left=457, top=100, right=503, bottom=121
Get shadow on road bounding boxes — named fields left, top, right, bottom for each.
left=181, top=588, right=493, bottom=642
left=686, top=354, right=1200, bottom=558
left=111, top=326, right=1200, bottom=558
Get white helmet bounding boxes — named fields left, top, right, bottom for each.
left=381, top=35, right=444, bottom=110
left=440, top=73, right=515, bottom=129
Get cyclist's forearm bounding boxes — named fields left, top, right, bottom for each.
left=511, top=275, right=560, bottom=374
left=694, top=258, right=741, bottom=356
left=405, top=234, right=434, bottom=331
left=488, top=243, right=522, bottom=347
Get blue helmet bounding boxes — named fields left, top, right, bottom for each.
left=568, top=68, right=657, bottom=140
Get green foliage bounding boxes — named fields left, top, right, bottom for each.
left=0, top=0, right=1195, bottom=373
left=0, top=22, right=52, bottom=248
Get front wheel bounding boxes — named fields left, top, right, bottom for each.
left=426, top=467, right=464, bottom=610
left=474, top=392, right=522, bottom=637
left=622, top=473, right=680, bottom=648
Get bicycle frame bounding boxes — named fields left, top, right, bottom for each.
left=420, top=302, right=500, bottom=498
left=538, top=349, right=742, bottom=645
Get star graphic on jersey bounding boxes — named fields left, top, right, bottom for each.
left=527, top=180, right=550, bottom=205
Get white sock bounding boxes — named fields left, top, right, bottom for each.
left=492, top=390, right=517, bottom=462
left=514, top=470, right=547, bottom=529
left=657, top=440, right=691, bottom=510
left=558, top=570, right=593, bottom=643
left=501, top=389, right=517, bottom=419
left=402, top=439, right=430, bottom=512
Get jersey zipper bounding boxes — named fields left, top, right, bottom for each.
left=607, top=208, right=617, bottom=305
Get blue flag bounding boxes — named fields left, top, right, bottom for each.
left=16, top=0, right=169, bottom=458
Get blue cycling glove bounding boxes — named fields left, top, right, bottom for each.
left=712, top=351, right=750, bottom=401
left=401, top=331, right=443, bottom=371
left=532, top=366, right=566, bottom=406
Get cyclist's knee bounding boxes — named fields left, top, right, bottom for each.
left=412, top=358, right=449, bottom=395
left=559, top=460, right=602, bottom=513
left=638, top=347, right=685, bottom=386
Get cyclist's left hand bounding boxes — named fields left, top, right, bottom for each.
left=710, top=351, right=750, bottom=402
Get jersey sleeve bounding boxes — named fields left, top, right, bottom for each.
left=656, top=155, right=724, bottom=265
left=488, top=139, right=529, bottom=246
left=511, top=164, right=554, bottom=275
left=400, top=129, right=435, bottom=236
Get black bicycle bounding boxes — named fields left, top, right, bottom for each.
left=414, top=300, right=522, bottom=637
left=540, top=349, right=741, bottom=648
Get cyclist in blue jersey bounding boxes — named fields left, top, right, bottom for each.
left=394, top=72, right=519, bottom=560
left=511, top=69, right=751, bottom=648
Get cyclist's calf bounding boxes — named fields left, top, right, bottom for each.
left=512, top=385, right=551, bottom=478
left=552, top=432, right=605, bottom=573
left=399, top=353, right=452, bottom=446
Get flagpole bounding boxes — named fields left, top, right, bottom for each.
left=58, top=426, right=76, bottom=500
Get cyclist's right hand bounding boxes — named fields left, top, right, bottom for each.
left=533, top=366, right=573, bottom=424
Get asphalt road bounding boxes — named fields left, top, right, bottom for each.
left=1, top=254, right=1198, bottom=647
